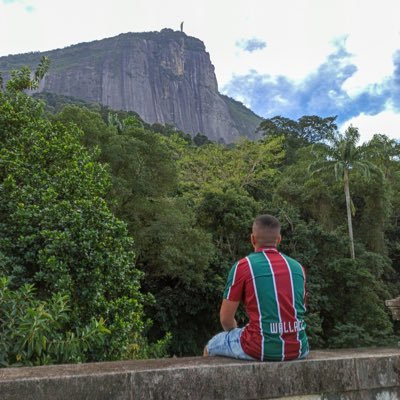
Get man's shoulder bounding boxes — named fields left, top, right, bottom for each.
left=236, top=256, right=251, bottom=268
left=279, top=252, right=301, bottom=264
left=279, top=252, right=304, bottom=272
left=232, top=256, right=254, bottom=274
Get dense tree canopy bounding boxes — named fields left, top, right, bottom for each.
left=1, top=63, right=399, bottom=365
left=309, top=126, right=383, bottom=258
left=0, top=63, right=155, bottom=365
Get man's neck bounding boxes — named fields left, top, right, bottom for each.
left=254, top=244, right=277, bottom=251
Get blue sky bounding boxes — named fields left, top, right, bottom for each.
left=224, top=40, right=399, bottom=124
left=1, top=0, right=399, bottom=142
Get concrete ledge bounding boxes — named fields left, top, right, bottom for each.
left=1, top=348, right=400, bottom=399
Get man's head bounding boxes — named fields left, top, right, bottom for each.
left=251, top=214, right=281, bottom=250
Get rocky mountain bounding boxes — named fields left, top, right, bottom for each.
left=0, top=29, right=262, bottom=142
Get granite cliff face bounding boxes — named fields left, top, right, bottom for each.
left=0, top=29, right=262, bottom=142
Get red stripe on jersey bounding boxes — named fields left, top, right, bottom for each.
left=245, top=256, right=264, bottom=360
left=264, top=251, right=301, bottom=360
left=226, top=258, right=249, bottom=302
left=226, top=262, right=239, bottom=300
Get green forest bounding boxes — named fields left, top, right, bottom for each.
left=1, top=60, right=399, bottom=367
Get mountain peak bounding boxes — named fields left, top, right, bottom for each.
left=0, top=30, right=261, bottom=142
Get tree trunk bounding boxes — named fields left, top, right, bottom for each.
left=343, top=169, right=355, bottom=259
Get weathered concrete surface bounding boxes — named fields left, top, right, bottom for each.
left=386, top=297, right=400, bottom=320
left=0, top=348, right=399, bottom=400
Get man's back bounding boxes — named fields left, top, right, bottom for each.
left=224, top=247, right=309, bottom=361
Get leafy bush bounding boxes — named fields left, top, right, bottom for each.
left=0, top=277, right=109, bottom=367
left=0, top=62, right=147, bottom=362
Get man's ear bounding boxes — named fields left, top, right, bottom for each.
left=251, top=233, right=256, bottom=247
left=276, top=234, right=282, bottom=246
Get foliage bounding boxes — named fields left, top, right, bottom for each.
left=309, top=126, right=382, bottom=182
left=52, top=105, right=216, bottom=356
left=0, top=63, right=147, bottom=363
left=309, top=126, right=384, bottom=258
left=3, top=56, right=50, bottom=92
left=126, top=330, right=172, bottom=359
left=258, top=115, right=338, bottom=144
left=0, top=277, right=109, bottom=367
left=178, top=137, right=285, bottom=200
left=258, top=115, right=338, bottom=164
left=220, top=94, right=262, bottom=139
left=1, top=61, right=399, bottom=362
left=49, top=101, right=400, bottom=354
left=270, top=134, right=398, bottom=347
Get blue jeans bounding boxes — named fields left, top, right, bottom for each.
left=206, top=328, right=255, bottom=361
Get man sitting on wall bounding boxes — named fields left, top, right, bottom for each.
left=204, top=214, right=309, bottom=361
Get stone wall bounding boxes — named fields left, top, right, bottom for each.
left=1, top=348, right=399, bottom=399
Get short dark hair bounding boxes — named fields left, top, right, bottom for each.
left=253, top=214, right=281, bottom=230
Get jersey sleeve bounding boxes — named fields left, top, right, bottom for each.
left=223, top=259, right=248, bottom=301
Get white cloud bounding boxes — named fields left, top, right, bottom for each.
left=340, top=108, right=400, bottom=143
left=341, top=1, right=400, bottom=96
left=1, top=0, right=399, bottom=89
left=1, top=0, right=400, bottom=139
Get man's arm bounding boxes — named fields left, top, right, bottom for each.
left=220, top=299, right=240, bottom=331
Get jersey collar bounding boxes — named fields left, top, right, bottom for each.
left=255, top=246, right=279, bottom=253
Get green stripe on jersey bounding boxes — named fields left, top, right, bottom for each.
left=280, top=254, right=307, bottom=320
left=281, top=254, right=309, bottom=355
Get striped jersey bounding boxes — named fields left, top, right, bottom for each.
left=223, top=247, right=309, bottom=361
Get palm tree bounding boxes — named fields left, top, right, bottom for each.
left=308, top=126, right=382, bottom=259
